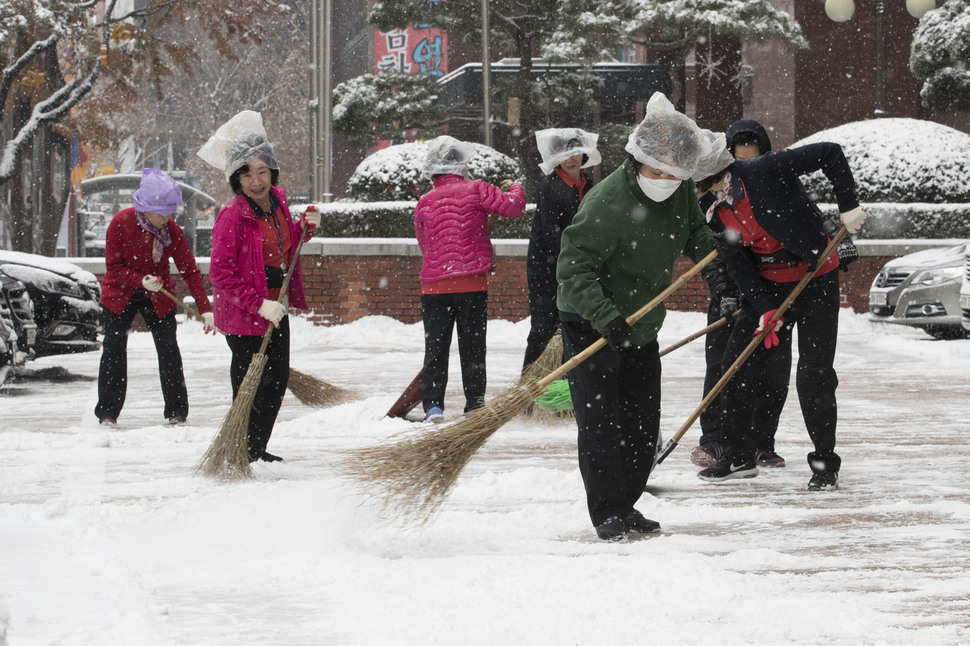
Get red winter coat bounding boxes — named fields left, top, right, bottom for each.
left=209, top=186, right=308, bottom=335
left=100, top=207, right=211, bottom=317
left=414, top=174, right=525, bottom=283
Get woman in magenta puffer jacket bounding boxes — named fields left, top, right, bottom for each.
left=198, top=111, right=319, bottom=463
left=414, top=136, right=525, bottom=421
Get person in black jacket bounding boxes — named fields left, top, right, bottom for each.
left=523, top=128, right=600, bottom=369
left=693, top=120, right=789, bottom=469
left=696, top=140, right=868, bottom=491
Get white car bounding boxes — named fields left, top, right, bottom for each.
left=961, top=242, right=970, bottom=332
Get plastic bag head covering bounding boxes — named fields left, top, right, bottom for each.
left=535, top=128, right=602, bottom=175
left=196, top=110, right=279, bottom=181
left=421, top=135, right=476, bottom=179
left=132, top=168, right=182, bottom=216
left=691, top=130, right=735, bottom=182
left=624, top=92, right=710, bottom=180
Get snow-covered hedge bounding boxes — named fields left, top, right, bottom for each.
left=347, top=141, right=524, bottom=202
left=296, top=201, right=535, bottom=239
left=792, top=118, right=970, bottom=204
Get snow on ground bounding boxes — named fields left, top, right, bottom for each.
left=1, top=309, right=968, bottom=645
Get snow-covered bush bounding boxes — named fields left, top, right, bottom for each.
left=347, top=141, right=523, bottom=202
left=791, top=118, right=970, bottom=204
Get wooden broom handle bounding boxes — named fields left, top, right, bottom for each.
left=536, top=248, right=719, bottom=390
left=658, top=309, right=740, bottom=359
left=655, top=226, right=848, bottom=463
left=255, top=220, right=310, bottom=354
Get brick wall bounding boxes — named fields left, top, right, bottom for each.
left=74, top=239, right=949, bottom=326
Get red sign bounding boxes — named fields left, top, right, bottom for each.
left=374, top=24, right=448, bottom=77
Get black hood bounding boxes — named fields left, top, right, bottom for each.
left=726, top=119, right=772, bottom=155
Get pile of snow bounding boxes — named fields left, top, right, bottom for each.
left=791, top=118, right=970, bottom=204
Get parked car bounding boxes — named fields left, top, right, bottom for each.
left=869, top=242, right=970, bottom=340
left=0, top=251, right=102, bottom=357
left=961, top=243, right=970, bottom=332
left=0, top=272, right=37, bottom=364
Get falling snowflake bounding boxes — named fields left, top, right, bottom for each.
left=732, top=63, right=755, bottom=91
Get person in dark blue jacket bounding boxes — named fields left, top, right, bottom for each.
left=523, top=128, right=600, bottom=369
left=696, top=140, right=867, bottom=491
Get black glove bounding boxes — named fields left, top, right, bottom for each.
left=713, top=229, right=742, bottom=260
left=600, top=316, right=632, bottom=351
left=701, top=262, right=734, bottom=299
left=821, top=217, right=858, bottom=271
left=835, top=238, right=858, bottom=271
left=719, top=293, right=740, bottom=316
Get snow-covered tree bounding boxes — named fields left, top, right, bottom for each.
left=0, top=0, right=285, bottom=253
left=347, top=141, right=522, bottom=202
left=333, top=70, right=448, bottom=147
left=544, top=0, right=807, bottom=128
left=910, top=0, right=970, bottom=112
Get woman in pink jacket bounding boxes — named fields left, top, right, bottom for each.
left=199, top=112, right=319, bottom=463
left=414, top=136, right=526, bottom=421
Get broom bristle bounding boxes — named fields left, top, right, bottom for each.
left=337, top=379, right=547, bottom=522
left=197, top=353, right=268, bottom=479
left=520, top=333, right=563, bottom=383
left=287, top=368, right=355, bottom=408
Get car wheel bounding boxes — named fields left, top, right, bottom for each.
left=922, top=325, right=969, bottom=340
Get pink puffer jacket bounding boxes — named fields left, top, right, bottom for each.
left=209, top=186, right=308, bottom=335
left=414, top=174, right=525, bottom=282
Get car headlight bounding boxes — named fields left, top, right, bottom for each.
left=914, top=266, right=962, bottom=286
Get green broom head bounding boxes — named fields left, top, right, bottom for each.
left=535, top=378, right=573, bottom=412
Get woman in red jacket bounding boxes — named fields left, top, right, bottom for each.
left=96, top=168, right=215, bottom=426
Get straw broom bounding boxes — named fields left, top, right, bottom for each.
left=197, top=224, right=310, bottom=479
left=337, top=249, right=719, bottom=522
left=655, top=227, right=848, bottom=464
left=160, top=288, right=355, bottom=409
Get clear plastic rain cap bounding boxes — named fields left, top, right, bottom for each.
left=132, top=168, right=182, bottom=216
left=624, top=92, right=711, bottom=180
left=196, top=110, right=279, bottom=181
left=535, top=128, right=601, bottom=175
left=421, top=135, right=476, bottom=179
left=691, top=130, right=735, bottom=181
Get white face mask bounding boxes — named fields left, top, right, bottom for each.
left=637, top=174, right=682, bottom=202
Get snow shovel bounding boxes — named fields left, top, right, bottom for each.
left=655, top=227, right=849, bottom=464
left=159, top=288, right=354, bottom=409
left=337, top=249, right=719, bottom=522
left=198, top=222, right=310, bottom=479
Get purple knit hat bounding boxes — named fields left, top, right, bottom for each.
left=132, top=168, right=182, bottom=216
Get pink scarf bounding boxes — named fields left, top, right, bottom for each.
left=135, top=211, right=172, bottom=263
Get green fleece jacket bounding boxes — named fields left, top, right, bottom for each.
left=556, top=159, right=715, bottom=346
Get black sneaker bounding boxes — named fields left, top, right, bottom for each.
left=260, top=451, right=284, bottom=463
left=595, top=516, right=628, bottom=541
left=697, top=454, right=759, bottom=482
left=756, top=450, right=786, bottom=468
left=624, top=509, right=661, bottom=534
left=808, top=471, right=838, bottom=491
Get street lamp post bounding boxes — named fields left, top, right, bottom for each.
left=310, top=0, right=333, bottom=203
left=481, top=0, right=491, bottom=147
left=824, top=0, right=936, bottom=117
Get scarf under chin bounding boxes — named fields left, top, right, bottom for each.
left=135, top=211, right=172, bottom=264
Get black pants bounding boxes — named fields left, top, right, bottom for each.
left=225, top=317, right=290, bottom=460
left=561, top=313, right=661, bottom=526
left=95, top=299, right=187, bottom=421
left=721, top=274, right=841, bottom=473
left=421, top=291, right=487, bottom=413
left=699, top=300, right=787, bottom=452
left=523, top=269, right=559, bottom=369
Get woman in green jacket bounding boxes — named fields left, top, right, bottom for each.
left=557, top=93, right=715, bottom=541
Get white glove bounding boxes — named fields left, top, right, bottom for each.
left=258, top=299, right=287, bottom=327
left=201, top=312, right=216, bottom=334
left=840, top=206, right=868, bottom=234
left=302, top=205, right=321, bottom=229
left=142, top=275, right=163, bottom=292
